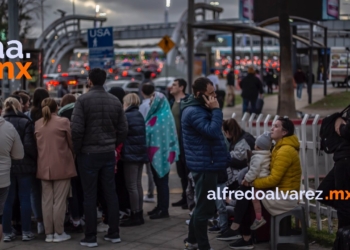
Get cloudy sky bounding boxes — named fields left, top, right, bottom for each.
left=30, top=0, right=239, bottom=39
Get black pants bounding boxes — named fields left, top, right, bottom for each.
left=232, top=186, right=253, bottom=235
left=151, top=166, right=169, bottom=212
left=78, top=152, right=119, bottom=238
left=176, top=154, right=189, bottom=201
left=267, top=83, right=273, bottom=94
left=317, top=158, right=350, bottom=229
left=68, top=165, right=84, bottom=220
left=188, top=172, right=218, bottom=250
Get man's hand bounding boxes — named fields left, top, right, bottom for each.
left=202, top=95, right=220, bottom=110
left=335, top=117, right=346, bottom=136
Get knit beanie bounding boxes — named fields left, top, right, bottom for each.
left=256, top=131, right=272, bottom=150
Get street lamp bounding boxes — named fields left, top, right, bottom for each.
left=165, top=0, right=171, bottom=25
left=94, top=5, right=100, bottom=28
left=210, top=1, right=219, bottom=6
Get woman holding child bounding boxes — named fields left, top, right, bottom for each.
left=218, top=117, right=302, bottom=249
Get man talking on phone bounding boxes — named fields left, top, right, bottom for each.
left=181, top=77, right=229, bottom=250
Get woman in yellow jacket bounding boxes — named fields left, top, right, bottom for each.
left=217, top=117, right=302, bottom=249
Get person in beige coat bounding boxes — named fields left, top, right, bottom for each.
left=35, top=98, right=77, bottom=243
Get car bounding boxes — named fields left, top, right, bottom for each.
left=104, top=80, right=141, bottom=94
left=113, top=70, right=145, bottom=82
left=44, top=72, right=88, bottom=97
left=153, top=77, right=178, bottom=97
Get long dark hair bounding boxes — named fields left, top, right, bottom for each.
left=30, top=88, right=49, bottom=122
left=223, top=118, right=243, bottom=144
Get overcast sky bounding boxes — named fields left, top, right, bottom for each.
left=29, top=0, right=239, bottom=39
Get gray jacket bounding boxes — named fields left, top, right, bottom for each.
left=0, top=117, right=24, bottom=188
left=71, top=86, right=128, bottom=154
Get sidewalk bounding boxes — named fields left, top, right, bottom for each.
left=0, top=164, right=330, bottom=250
left=223, top=85, right=344, bottom=119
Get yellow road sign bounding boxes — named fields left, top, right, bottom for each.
left=158, top=35, right=175, bottom=54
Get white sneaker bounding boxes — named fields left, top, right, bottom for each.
left=22, top=232, right=35, bottom=241
left=143, top=195, right=155, bottom=203
left=45, top=234, right=54, bottom=243
left=37, top=222, right=44, bottom=234
left=97, top=221, right=109, bottom=233
left=53, top=232, right=71, bottom=242
left=186, top=220, right=190, bottom=225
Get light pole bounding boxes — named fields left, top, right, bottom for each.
left=165, top=0, right=170, bottom=26
left=72, top=0, right=75, bottom=15
left=94, top=4, right=100, bottom=28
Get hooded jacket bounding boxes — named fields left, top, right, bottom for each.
left=121, top=105, right=148, bottom=163
left=254, top=135, right=301, bottom=191
left=0, top=117, right=24, bottom=188
left=181, top=95, right=229, bottom=172
left=3, top=110, right=38, bottom=175
left=58, top=103, right=75, bottom=121
left=244, top=150, right=271, bottom=183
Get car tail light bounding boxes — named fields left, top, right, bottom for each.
left=114, top=75, right=119, bottom=80
left=68, top=80, right=77, bottom=85
left=61, top=73, right=69, bottom=77
left=131, top=78, right=135, bottom=81
left=108, top=68, right=113, bottom=73
left=47, top=80, right=59, bottom=86
left=137, top=67, right=141, bottom=72
left=157, top=68, right=161, bottom=73
left=122, top=71, right=128, bottom=77
left=215, top=70, right=220, bottom=75
left=43, top=74, right=47, bottom=78
left=151, top=72, right=156, bottom=78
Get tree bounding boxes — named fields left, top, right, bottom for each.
left=0, top=0, right=47, bottom=40
left=277, top=0, right=297, bottom=118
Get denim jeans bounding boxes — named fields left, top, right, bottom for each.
left=31, top=177, right=42, bottom=221
left=242, top=98, right=257, bottom=115
left=215, top=183, right=228, bottom=232
left=150, top=165, right=169, bottom=212
left=296, top=83, right=304, bottom=99
left=188, top=172, right=218, bottom=250
left=78, top=152, right=119, bottom=238
left=3, top=174, right=33, bottom=234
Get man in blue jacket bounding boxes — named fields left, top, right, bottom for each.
left=181, top=77, right=229, bottom=250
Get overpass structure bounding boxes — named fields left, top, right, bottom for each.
left=37, top=2, right=350, bottom=76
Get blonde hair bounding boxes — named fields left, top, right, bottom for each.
left=4, top=97, right=22, bottom=114
left=123, top=93, right=140, bottom=108
left=41, top=98, right=57, bottom=125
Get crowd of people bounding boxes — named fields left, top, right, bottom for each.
left=0, top=67, right=348, bottom=250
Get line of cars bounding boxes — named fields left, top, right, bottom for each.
left=44, top=67, right=174, bottom=98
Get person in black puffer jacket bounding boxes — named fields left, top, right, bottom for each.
left=119, top=93, right=148, bottom=227
left=2, top=97, right=37, bottom=241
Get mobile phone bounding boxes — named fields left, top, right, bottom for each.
left=197, top=94, right=210, bottom=105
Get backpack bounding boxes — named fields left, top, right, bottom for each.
left=333, top=226, right=350, bottom=250
left=319, top=104, right=350, bottom=154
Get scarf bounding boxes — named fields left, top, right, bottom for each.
left=58, top=103, right=75, bottom=116
left=145, top=92, right=179, bottom=178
